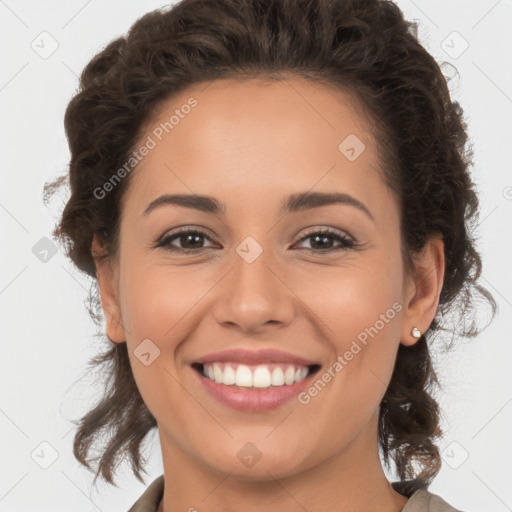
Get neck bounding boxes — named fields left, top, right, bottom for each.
left=156, top=411, right=409, bottom=512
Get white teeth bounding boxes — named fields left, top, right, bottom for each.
left=271, top=367, right=285, bottom=386
left=235, top=365, right=253, bottom=387
left=284, top=366, right=295, bottom=385
left=253, top=366, right=272, bottom=388
left=201, top=363, right=311, bottom=388
left=223, top=364, right=236, bottom=385
left=213, top=363, right=223, bottom=384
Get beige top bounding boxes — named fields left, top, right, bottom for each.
left=127, top=475, right=463, bottom=512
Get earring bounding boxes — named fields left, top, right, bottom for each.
left=411, top=327, right=421, bottom=339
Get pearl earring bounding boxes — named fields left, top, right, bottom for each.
left=411, top=327, right=421, bottom=339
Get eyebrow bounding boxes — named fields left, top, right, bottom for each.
left=142, top=191, right=374, bottom=222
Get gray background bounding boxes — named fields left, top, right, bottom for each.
left=0, top=0, right=510, bottom=510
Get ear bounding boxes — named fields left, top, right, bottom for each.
left=400, top=235, right=445, bottom=346
left=91, top=233, right=126, bottom=343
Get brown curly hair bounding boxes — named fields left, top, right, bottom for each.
left=44, top=0, right=497, bottom=493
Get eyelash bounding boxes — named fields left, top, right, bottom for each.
left=155, top=227, right=357, bottom=254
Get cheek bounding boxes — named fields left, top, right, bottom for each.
left=115, top=258, right=196, bottom=413
left=294, top=254, right=403, bottom=343
left=333, top=265, right=403, bottom=382
left=296, top=256, right=403, bottom=418
left=119, top=258, right=199, bottom=340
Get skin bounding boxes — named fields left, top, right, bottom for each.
left=92, top=76, right=444, bottom=512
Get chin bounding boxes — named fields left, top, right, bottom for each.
left=198, top=441, right=314, bottom=481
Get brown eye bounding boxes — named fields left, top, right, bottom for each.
left=156, top=228, right=216, bottom=252
left=154, top=227, right=357, bottom=255
left=294, top=228, right=356, bottom=253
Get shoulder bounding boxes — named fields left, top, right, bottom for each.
left=391, top=480, right=464, bottom=512
left=402, top=488, right=464, bottom=512
left=127, top=475, right=465, bottom=512
left=127, top=475, right=164, bottom=512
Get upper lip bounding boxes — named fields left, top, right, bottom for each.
left=193, top=348, right=320, bottom=366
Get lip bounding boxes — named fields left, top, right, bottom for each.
left=190, top=348, right=321, bottom=412
left=193, top=348, right=319, bottom=366
left=192, top=364, right=318, bottom=412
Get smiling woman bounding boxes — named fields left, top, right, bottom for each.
left=44, top=0, right=496, bottom=511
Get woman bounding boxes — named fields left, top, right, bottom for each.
left=45, top=0, right=496, bottom=510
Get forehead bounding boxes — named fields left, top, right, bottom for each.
left=144, top=76, right=375, bottom=154
left=123, top=76, right=392, bottom=218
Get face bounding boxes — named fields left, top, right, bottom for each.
left=93, top=76, right=444, bottom=481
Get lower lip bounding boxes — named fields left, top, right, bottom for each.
left=193, top=367, right=314, bottom=412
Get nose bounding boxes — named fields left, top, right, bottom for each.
left=211, top=247, right=296, bottom=334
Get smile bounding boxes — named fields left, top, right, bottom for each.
left=191, top=359, right=321, bottom=411
left=197, top=362, right=317, bottom=388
